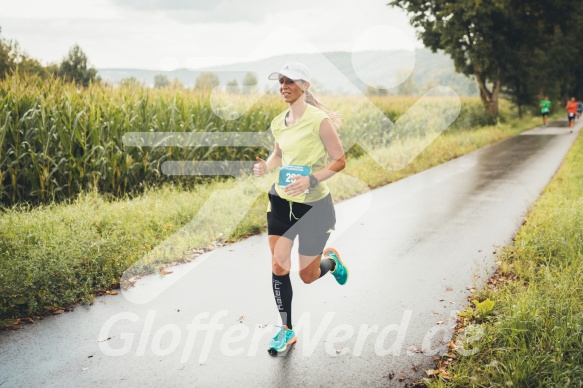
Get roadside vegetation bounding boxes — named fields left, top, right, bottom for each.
left=426, top=130, right=583, bottom=387
left=1, top=74, right=524, bottom=207
left=0, top=72, right=548, bottom=325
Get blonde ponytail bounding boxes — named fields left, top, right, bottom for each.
left=305, top=89, right=342, bottom=130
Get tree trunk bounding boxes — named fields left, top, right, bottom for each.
left=474, top=69, right=500, bottom=119
left=490, top=78, right=501, bottom=118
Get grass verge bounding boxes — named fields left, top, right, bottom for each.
left=0, top=114, right=548, bottom=326
left=425, top=129, right=583, bottom=387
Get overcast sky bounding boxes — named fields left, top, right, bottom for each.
left=0, top=0, right=422, bottom=70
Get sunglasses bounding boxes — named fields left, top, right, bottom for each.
left=278, top=77, right=296, bottom=85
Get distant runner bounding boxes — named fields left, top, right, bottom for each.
left=577, top=101, right=583, bottom=119
left=566, top=97, right=578, bottom=128
left=540, top=96, right=551, bottom=127
left=253, top=62, right=349, bottom=356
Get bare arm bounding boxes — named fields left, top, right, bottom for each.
left=254, top=141, right=282, bottom=177
left=313, top=118, right=346, bottom=183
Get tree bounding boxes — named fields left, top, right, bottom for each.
left=389, top=0, right=509, bottom=117
left=389, top=0, right=583, bottom=117
left=0, top=27, right=47, bottom=79
left=242, top=72, right=257, bottom=92
left=195, top=71, right=219, bottom=90
left=0, top=31, right=17, bottom=78
left=226, top=79, right=239, bottom=93
left=58, top=44, right=99, bottom=87
left=492, top=1, right=578, bottom=115
left=530, top=4, right=583, bottom=103
left=396, top=68, right=418, bottom=96
left=365, top=85, right=389, bottom=96
left=171, top=78, right=184, bottom=89
left=0, top=27, right=9, bottom=77
left=120, top=76, right=142, bottom=88
left=153, top=74, right=170, bottom=88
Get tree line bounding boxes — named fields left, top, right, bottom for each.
left=389, top=0, right=583, bottom=118
left=1, top=26, right=258, bottom=91
left=0, top=27, right=99, bottom=87
left=151, top=71, right=258, bottom=91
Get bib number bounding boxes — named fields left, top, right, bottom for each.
left=278, top=164, right=310, bottom=187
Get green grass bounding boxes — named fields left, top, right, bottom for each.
left=0, top=109, right=547, bottom=325
left=338, top=114, right=546, bottom=195
left=427, top=130, right=583, bottom=387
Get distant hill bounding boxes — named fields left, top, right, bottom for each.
left=98, top=48, right=478, bottom=96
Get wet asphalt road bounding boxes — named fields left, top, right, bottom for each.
left=0, top=121, right=580, bottom=387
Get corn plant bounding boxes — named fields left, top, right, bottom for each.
left=0, top=73, right=497, bottom=206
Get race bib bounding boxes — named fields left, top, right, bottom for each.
left=278, top=164, right=310, bottom=187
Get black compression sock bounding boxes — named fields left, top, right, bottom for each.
left=319, top=258, right=335, bottom=278
left=272, top=273, right=293, bottom=329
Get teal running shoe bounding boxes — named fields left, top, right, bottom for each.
left=268, top=326, right=296, bottom=355
left=324, top=247, right=349, bottom=285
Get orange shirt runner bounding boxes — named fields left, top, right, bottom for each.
left=566, top=101, right=578, bottom=114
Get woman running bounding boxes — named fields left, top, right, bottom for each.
left=253, top=62, right=349, bottom=355
left=566, top=97, right=578, bottom=128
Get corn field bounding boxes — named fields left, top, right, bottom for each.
left=0, top=73, right=499, bottom=206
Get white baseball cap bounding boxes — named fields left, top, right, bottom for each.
left=268, top=62, right=311, bottom=82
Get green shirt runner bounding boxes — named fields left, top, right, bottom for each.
left=540, top=99, right=551, bottom=114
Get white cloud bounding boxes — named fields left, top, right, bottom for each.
left=0, top=0, right=119, bottom=19
left=0, top=0, right=422, bottom=69
left=111, top=0, right=273, bottom=23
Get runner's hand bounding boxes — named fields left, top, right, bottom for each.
left=284, top=176, right=310, bottom=196
left=254, top=157, right=267, bottom=177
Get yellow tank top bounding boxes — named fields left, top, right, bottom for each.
left=271, top=104, right=331, bottom=203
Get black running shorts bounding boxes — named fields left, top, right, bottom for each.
left=267, top=185, right=336, bottom=256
